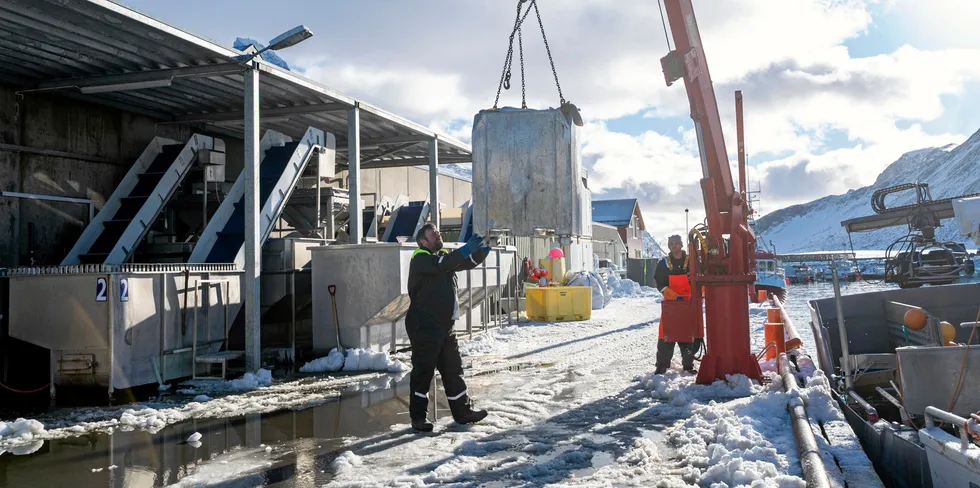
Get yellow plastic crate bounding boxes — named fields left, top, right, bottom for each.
left=525, top=286, right=592, bottom=322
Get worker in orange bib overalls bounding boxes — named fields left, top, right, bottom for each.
left=654, top=234, right=701, bottom=375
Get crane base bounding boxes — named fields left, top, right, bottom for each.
left=695, top=353, right=762, bottom=385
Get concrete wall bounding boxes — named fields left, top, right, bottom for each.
left=0, top=82, right=243, bottom=267
left=337, top=166, right=471, bottom=210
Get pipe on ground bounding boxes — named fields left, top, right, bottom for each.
left=772, top=295, right=803, bottom=350
left=778, top=352, right=833, bottom=488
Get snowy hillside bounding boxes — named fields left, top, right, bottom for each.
left=642, top=230, right=666, bottom=259
left=756, top=129, right=980, bottom=252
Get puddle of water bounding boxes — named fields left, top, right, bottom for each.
left=0, top=374, right=453, bottom=487
left=569, top=450, right=616, bottom=478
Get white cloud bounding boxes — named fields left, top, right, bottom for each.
left=279, top=0, right=980, bottom=239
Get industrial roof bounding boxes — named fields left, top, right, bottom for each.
left=0, top=0, right=472, bottom=168
left=592, top=199, right=644, bottom=228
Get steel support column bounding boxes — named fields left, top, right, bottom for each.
left=428, top=137, right=439, bottom=229
left=348, top=104, right=362, bottom=244
left=243, top=65, right=261, bottom=371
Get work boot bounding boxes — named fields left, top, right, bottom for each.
left=449, top=395, right=488, bottom=425
left=683, top=366, right=697, bottom=375
left=654, top=367, right=667, bottom=375
left=412, top=420, right=434, bottom=432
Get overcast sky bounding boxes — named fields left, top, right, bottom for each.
left=119, top=0, right=980, bottom=240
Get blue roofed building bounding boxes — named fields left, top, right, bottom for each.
left=592, top=199, right=646, bottom=259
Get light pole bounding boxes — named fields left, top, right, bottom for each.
left=240, top=25, right=313, bottom=372
left=685, top=208, right=689, bottom=233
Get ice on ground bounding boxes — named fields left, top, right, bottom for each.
left=0, top=371, right=375, bottom=452
left=187, top=431, right=202, bottom=443
left=192, top=395, right=211, bottom=403
left=458, top=325, right=530, bottom=357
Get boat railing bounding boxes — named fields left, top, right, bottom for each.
left=923, top=406, right=977, bottom=450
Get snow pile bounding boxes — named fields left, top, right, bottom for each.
left=0, top=418, right=46, bottom=454
left=665, top=380, right=806, bottom=487
left=227, top=368, right=273, bottom=390
left=331, top=450, right=364, bottom=475
left=298, top=348, right=410, bottom=373
left=607, top=272, right=661, bottom=299
left=298, top=349, right=345, bottom=373
left=343, top=349, right=391, bottom=372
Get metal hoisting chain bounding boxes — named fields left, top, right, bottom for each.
left=493, top=0, right=566, bottom=110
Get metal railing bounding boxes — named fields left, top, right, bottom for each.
left=924, top=406, right=976, bottom=450
left=0, top=263, right=238, bottom=276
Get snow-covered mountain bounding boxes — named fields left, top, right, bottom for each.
left=642, top=231, right=666, bottom=259
left=756, top=130, right=980, bottom=252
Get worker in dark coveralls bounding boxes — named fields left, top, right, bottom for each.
left=407, top=224, right=491, bottom=432
left=654, top=234, right=701, bottom=375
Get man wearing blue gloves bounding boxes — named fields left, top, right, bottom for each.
left=406, top=224, right=491, bottom=432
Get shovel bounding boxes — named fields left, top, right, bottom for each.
left=327, top=285, right=344, bottom=354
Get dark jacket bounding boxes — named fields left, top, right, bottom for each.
left=407, top=246, right=488, bottom=326
left=654, top=251, right=689, bottom=292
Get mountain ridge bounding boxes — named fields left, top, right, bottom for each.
left=755, top=129, right=980, bottom=252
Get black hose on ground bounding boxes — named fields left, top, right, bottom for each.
left=778, top=352, right=833, bottom=488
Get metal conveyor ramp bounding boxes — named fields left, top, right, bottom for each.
left=382, top=200, right=431, bottom=242
left=190, top=128, right=326, bottom=266
left=62, top=135, right=224, bottom=265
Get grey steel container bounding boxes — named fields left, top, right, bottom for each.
left=897, top=345, right=980, bottom=417
left=471, top=108, right=591, bottom=238
left=6, top=265, right=242, bottom=395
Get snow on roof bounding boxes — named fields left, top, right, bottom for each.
left=592, top=199, right=639, bottom=227
left=233, top=38, right=291, bottom=70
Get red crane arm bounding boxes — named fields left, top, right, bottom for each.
left=660, top=0, right=754, bottom=275
left=657, top=0, right=763, bottom=385
left=660, top=0, right=734, bottom=218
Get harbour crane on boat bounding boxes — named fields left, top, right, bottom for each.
left=842, top=184, right=980, bottom=288
left=658, top=0, right=762, bottom=384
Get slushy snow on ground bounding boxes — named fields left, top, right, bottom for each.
left=0, top=284, right=879, bottom=487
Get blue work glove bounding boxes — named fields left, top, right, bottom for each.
left=460, top=234, right=483, bottom=258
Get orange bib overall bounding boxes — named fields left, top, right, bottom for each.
left=660, top=273, right=697, bottom=341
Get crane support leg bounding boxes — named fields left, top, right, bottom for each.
left=697, top=279, right=762, bottom=384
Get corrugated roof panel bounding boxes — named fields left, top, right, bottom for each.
left=0, top=0, right=472, bottom=166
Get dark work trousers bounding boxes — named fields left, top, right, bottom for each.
left=655, top=338, right=699, bottom=371
left=406, top=309, right=470, bottom=422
